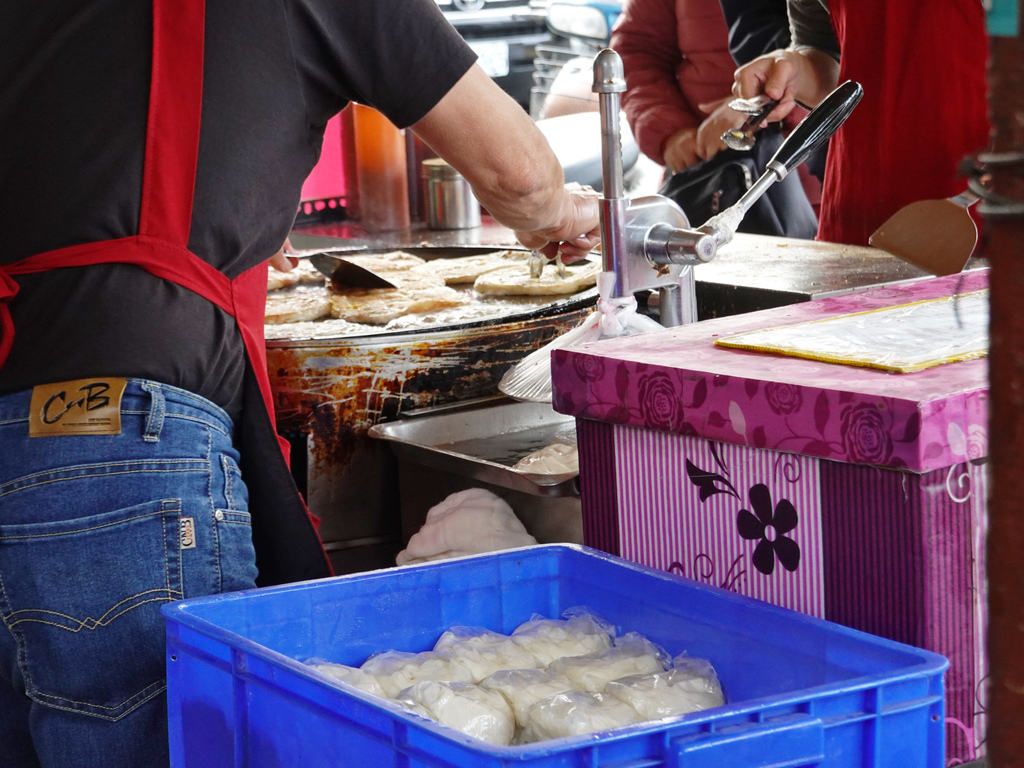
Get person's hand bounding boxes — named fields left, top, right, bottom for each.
left=733, top=50, right=804, bottom=124
left=733, top=48, right=840, bottom=123
left=514, top=182, right=601, bottom=263
left=269, top=237, right=298, bottom=272
left=663, top=127, right=701, bottom=174
left=694, top=97, right=749, bottom=162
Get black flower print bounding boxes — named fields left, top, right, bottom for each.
left=736, top=483, right=801, bottom=575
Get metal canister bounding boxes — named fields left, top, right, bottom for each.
left=421, top=158, right=481, bottom=230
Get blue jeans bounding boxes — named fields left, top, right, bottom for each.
left=0, top=379, right=258, bottom=768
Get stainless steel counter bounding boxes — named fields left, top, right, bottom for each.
left=692, top=232, right=986, bottom=318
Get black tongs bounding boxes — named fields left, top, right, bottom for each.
left=721, top=95, right=780, bottom=151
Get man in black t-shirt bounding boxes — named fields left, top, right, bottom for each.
left=0, top=0, right=599, bottom=416
left=0, top=2, right=601, bottom=766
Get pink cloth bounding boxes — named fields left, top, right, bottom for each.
left=610, top=0, right=737, bottom=166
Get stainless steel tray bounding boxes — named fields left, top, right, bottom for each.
left=368, top=398, right=579, bottom=497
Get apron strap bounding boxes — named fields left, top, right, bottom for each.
left=4, top=238, right=234, bottom=311
left=140, top=0, right=205, bottom=246
left=143, top=0, right=282, bottom=447
left=231, top=261, right=291, bottom=457
left=0, top=270, right=19, bottom=367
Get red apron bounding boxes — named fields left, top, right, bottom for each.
left=817, top=0, right=990, bottom=246
left=0, top=0, right=331, bottom=586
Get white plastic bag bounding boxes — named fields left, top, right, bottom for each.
left=359, top=650, right=475, bottom=698
left=512, top=442, right=578, bottom=474
left=521, top=690, right=641, bottom=743
left=547, top=631, right=669, bottom=692
left=604, top=655, right=725, bottom=720
left=479, top=668, right=578, bottom=735
left=433, top=626, right=542, bottom=682
left=305, top=660, right=387, bottom=698
left=499, top=272, right=663, bottom=403
left=510, top=608, right=615, bottom=666
left=396, top=680, right=516, bottom=746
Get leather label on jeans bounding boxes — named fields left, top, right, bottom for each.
left=28, top=378, right=128, bottom=437
left=180, top=518, right=197, bottom=550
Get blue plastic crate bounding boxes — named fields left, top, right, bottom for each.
left=162, top=545, right=947, bottom=767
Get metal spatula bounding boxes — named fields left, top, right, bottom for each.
left=309, top=252, right=399, bottom=290
left=868, top=190, right=980, bottom=276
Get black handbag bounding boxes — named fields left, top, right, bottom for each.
left=658, top=125, right=818, bottom=239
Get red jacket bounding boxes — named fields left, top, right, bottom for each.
left=610, top=0, right=737, bottom=166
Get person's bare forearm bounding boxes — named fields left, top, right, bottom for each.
left=413, top=65, right=575, bottom=235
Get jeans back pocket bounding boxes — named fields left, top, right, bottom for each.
left=0, top=499, right=183, bottom=720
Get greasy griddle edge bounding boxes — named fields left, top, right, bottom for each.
left=267, top=245, right=600, bottom=347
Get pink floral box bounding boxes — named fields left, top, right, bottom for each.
left=551, top=270, right=989, bottom=473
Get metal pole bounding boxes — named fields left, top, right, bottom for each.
left=592, top=49, right=629, bottom=298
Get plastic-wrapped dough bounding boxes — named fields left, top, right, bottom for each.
left=604, top=656, right=725, bottom=720
left=521, top=690, right=641, bottom=743
left=395, top=680, right=516, bottom=746
left=433, top=626, right=542, bottom=682
left=305, top=661, right=387, bottom=698
left=510, top=610, right=615, bottom=666
left=547, top=632, right=669, bottom=692
left=360, top=650, right=475, bottom=698
left=512, top=442, right=578, bottom=475
left=396, top=488, right=537, bottom=566
left=479, top=668, right=578, bottom=735
left=394, top=697, right=435, bottom=721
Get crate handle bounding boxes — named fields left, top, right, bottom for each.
left=670, top=713, right=825, bottom=768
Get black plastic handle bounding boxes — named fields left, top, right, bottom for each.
left=769, top=80, right=863, bottom=177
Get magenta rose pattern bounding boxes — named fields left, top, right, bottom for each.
left=550, top=270, right=987, bottom=473
left=637, top=371, right=685, bottom=432
left=552, top=353, right=976, bottom=472
left=840, top=402, right=895, bottom=464
left=764, top=382, right=802, bottom=415
left=554, top=356, right=708, bottom=435
left=555, top=354, right=925, bottom=469
left=572, top=353, right=605, bottom=383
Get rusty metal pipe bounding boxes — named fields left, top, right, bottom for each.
left=984, top=29, right=1024, bottom=768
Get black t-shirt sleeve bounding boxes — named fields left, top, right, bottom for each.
left=787, top=0, right=840, bottom=61
left=718, top=0, right=792, bottom=65
left=284, top=0, right=478, bottom=129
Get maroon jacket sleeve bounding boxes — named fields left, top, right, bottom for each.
left=610, top=0, right=699, bottom=165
